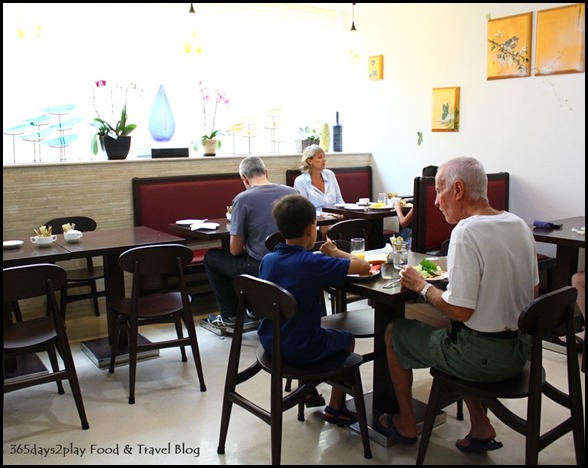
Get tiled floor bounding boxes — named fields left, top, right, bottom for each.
left=3, top=297, right=584, bottom=465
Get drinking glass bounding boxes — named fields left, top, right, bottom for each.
left=350, top=238, right=365, bottom=259
left=381, top=253, right=395, bottom=280
left=392, top=241, right=409, bottom=273
left=377, top=192, right=387, bottom=204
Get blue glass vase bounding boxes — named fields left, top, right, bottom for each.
left=148, top=84, right=176, bottom=142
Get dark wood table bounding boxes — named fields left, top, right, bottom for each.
left=532, top=216, right=585, bottom=289
left=167, top=215, right=340, bottom=249
left=4, top=226, right=186, bottom=369
left=343, top=250, right=447, bottom=446
left=323, top=205, right=406, bottom=249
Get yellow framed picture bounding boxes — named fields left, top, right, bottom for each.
left=368, top=55, right=383, bottom=80
left=487, top=12, right=532, bottom=80
left=432, top=87, right=460, bottom=132
left=535, top=3, right=585, bottom=76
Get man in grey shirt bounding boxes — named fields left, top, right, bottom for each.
left=204, top=156, right=299, bottom=329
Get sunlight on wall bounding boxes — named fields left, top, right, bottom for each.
left=3, top=3, right=363, bottom=163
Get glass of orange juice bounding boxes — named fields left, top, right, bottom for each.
left=350, top=238, right=365, bottom=259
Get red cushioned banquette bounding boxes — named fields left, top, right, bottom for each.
left=132, top=174, right=245, bottom=266
left=286, top=166, right=372, bottom=204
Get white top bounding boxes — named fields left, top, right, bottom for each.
left=441, top=211, right=539, bottom=332
left=294, top=169, right=345, bottom=213
left=293, top=169, right=344, bottom=213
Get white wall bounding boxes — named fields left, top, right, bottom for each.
left=341, top=3, right=584, bottom=259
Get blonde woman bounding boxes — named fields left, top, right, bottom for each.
left=293, top=145, right=344, bottom=232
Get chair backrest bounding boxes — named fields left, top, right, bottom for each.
left=3, top=263, right=67, bottom=308
left=519, top=286, right=578, bottom=339
left=327, top=219, right=371, bottom=248
left=265, top=231, right=285, bottom=252
left=44, top=216, right=98, bottom=234
left=412, top=172, right=509, bottom=253
left=118, top=244, right=194, bottom=294
left=234, top=274, right=297, bottom=359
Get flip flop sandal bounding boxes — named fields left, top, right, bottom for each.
left=322, top=405, right=357, bottom=426
left=304, top=390, right=326, bottom=408
left=374, top=413, right=418, bottom=445
left=456, top=434, right=504, bottom=453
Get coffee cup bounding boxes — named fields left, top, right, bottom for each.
left=358, top=198, right=370, bottom=206
left=30, top=234, right=57, bottom=247
left=64, top=229, right=83, bottom=243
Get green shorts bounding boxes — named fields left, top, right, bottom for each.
left=392, top=318, right=532, bottom=383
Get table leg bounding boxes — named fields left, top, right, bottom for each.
left=553, top=245, right=580, bottom=289
left=368, top=219, right=385, bottom=249
left=79, top=253, right=159, bottom=368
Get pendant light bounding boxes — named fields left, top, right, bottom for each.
left=350, top=3, right=357, bottom=32
left=189, top=3, right=195, bottom=14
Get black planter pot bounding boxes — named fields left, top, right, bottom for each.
left=102, top=135, right=131, bottom=160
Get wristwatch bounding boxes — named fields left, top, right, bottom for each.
left=420, top=283, right=433, bottom=302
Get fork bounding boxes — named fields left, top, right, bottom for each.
left=383, top=279, right=401, bottom=288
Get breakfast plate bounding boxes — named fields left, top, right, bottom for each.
left=370, top=204, right=393, bottom=210
left=343, top=204, right=366, bottom=211
left=3, top=240, right=24, bottom=249
left=176, top=219, right=207, bottom=226
left=334, top=203, right=347, bottom=208
left=424, top=271, right=448, bottom=282
left=346, top=269, right=380, bottom=282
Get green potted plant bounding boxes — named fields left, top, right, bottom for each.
left=90, top=81, right=139, bottom=159
left=194, top=81, right=230, bottom=156
left=295, top=126, right=320, bottom=153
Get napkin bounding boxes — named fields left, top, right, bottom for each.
left=190, top=222, right=220, bottom=231
left=533, top=220, right=563, bottom=230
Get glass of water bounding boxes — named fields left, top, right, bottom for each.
left=392, top=241, right=409, bottom=273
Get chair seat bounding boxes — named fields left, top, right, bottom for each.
left=257, top=347, right=363, bottom=380
left=430, top=362, right=542, bottom=400
left=320, top=309, right=374, bottom=338
left=4, top=317, right=57, bottom=349
left=66, top=265, right=105, bottom=282
left=111, top=292, right=187, bottom=319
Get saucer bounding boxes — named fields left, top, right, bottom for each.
left=3, top=240, right=24, bottom=249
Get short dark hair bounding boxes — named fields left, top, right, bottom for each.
left=272, top=195, right=316, bottom=239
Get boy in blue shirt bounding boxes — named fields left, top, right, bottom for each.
left=258, top=194, right=371, bottom=425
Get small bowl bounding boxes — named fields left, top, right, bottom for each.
left=64, top=229, right=83, bottom=243
left=30, top=235, right=57, bottom=247
left=226, top=212, right=232, bottom=221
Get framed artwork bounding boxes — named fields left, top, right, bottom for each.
left=368, top=55, right=383, bottom=80
left=535, top=3, right=585, bottom=76
left=487, top=12, right=532, bottom=80
left=432, top=87, right=460, bottom=132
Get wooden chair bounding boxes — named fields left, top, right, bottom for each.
left=3, top=263, right=89, bottom=430
left=108, top=244, right=207, bottom=404
left=416, top=286, right=585, bottom=465
left=44, top=216, right=105, bottom=317
left=217, top=274, right=372, bottom=465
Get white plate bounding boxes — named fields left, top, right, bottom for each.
left=424, top=271, right=448, bottom=282
left=346, top=269, right=380, bottom=282
left=370, top=204, right=393, bottom=211
left=334, top=203, right=347, bottom=208
left=176, top=219, right=207, bottom=226
left=343, top=204, right=366, bottom=211
left=3, top=240, right=24, bottom=249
